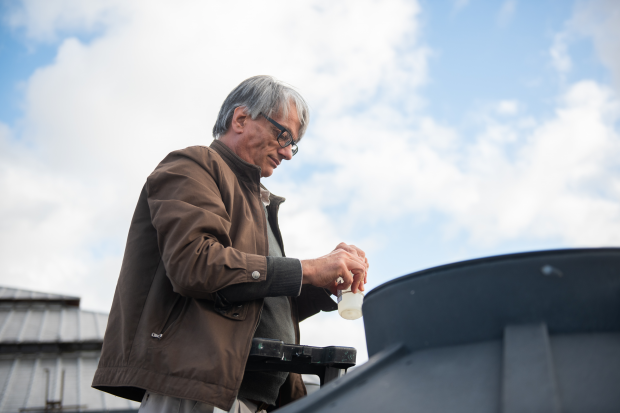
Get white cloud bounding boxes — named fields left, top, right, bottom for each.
left=2, top=0, right=620, bottom=363
left=452, top=0, right=470, bottom=14
left=0, top=0, right=427, bottom=313
left=573, top=0, right=620, bottom=93
left=280, top=80, right=620, bottom=254
left=4, top=0, right=126, bottom=42
left=496, top=100, right=520, bottom=115
left=497, top=0, right=517, bottom=27
left=550, top=32, right=572, bottom=75
left=457, top=81, right=620, bottom=245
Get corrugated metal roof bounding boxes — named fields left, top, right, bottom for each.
left=0, top=303, right=107, bottom=344
left=0, top=288, right=138, bottom=412
left=0, top=351, right=139, bottom=412
left=0, top=288, right=80, bottom=308
left=0, top=288, right=79, bottom=302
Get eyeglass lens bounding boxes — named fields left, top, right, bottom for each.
left=277, top=131, right=298, bottom=155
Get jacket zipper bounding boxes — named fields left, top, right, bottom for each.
left=151, top=295, right=183, bottom=340
left=245, top=191, right=266, bottom=353
left=236, top=188, right=269, bottom=372
left=253, top=305, right=264, bottom=336
left=254, top=188, right=268, bottom=334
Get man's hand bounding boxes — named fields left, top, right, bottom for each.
left=301, top=242, right=369, bottom=294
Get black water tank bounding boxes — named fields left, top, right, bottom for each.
left=277, top=248, right=620, bottom=413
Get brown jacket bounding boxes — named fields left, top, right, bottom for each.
left=92, top=141, right=337, bottom=411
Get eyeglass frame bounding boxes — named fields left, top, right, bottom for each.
left=260, top=113, right=299, bottom=156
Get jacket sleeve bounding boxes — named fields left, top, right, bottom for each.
left=217, top=256, right=302, bottom=304
left=146, top=150, right=269, bottom=299
left=295, top=285, right=338, bottom=322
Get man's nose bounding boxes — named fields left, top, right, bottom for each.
left=277, top=145, right=294, bottom=161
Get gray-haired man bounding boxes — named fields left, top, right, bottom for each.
left=92, top=76, right=369, bottom=413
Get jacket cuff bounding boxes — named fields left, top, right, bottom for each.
left=295, top=285, right=339, bottom=322
left=245, top=254, right=268, bottom=282
left=266, top=257, right=303, bottom=297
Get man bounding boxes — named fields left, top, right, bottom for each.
left=92, top=76, right=369, bottom=413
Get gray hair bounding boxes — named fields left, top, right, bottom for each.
left=212, top=75, right=310, bottom=140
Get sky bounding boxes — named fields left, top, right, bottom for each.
left=0, top=0, right=619, bottom=364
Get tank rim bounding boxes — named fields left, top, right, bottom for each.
left=366, top=247, right=620, bottom=299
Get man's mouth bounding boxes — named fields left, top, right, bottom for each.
left=268, top=156, right=280, bottom=167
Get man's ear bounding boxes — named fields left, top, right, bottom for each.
left=231, top=106, right=249, bottom=133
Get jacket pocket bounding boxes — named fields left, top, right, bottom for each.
left=213, top=292, right=249, bottom=321
left=150, top=295, right=186, bottom=341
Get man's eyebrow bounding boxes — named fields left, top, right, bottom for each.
left=279, top=124, right=297, bottom=141
left=287, top=128, right=297, bottom=141
left=283, top=125, right=298, bottom=141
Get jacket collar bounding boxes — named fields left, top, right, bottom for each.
left=210, top=139, right=262, bottom=191
left=260, top=183, right=286, bottom=207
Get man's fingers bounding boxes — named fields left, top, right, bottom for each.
left=337, top=248, right=368, bottom=270
left=307, top=245, right=370, bottom=292
left=337, top=267, right=354, bottom=289
left=336, top=243, right=368, bottom=262
left=341, top=254, right=367, bottom=292
left=350, top=270, right=365, bottom=293
left=349, top=244, right=366, bottom=260
left=325, top=282, right=338, bottom=296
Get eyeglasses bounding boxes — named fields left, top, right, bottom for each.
left=260, top=113, right=299, bottom=156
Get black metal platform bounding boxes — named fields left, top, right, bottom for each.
left=246, top=338, right=356, bottom=385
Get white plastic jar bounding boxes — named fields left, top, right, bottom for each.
left=337, top=286, right=364, bottom=320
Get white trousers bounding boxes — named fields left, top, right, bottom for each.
left=138, top=391, right=266, bottom=413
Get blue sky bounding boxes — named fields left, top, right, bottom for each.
left=1, top=0, right=619, bottom=361
left=422, top=1, right=605, bottom=124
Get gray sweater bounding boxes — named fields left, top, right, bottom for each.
left=236, top=204, right=297, bottom=405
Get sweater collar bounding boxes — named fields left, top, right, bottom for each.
left=209, top=139, right=262, bottom=190
left=259, top=183, right=286, bottom=207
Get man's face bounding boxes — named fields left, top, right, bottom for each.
left=237, top=104, right=301, bottom=178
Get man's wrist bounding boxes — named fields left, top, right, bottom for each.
left=300, top=259, right=315, bottom=285
left=267, top=257, right=303, bottom=297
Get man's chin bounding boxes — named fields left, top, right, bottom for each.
left=261, top=167, right=274, bottom=178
